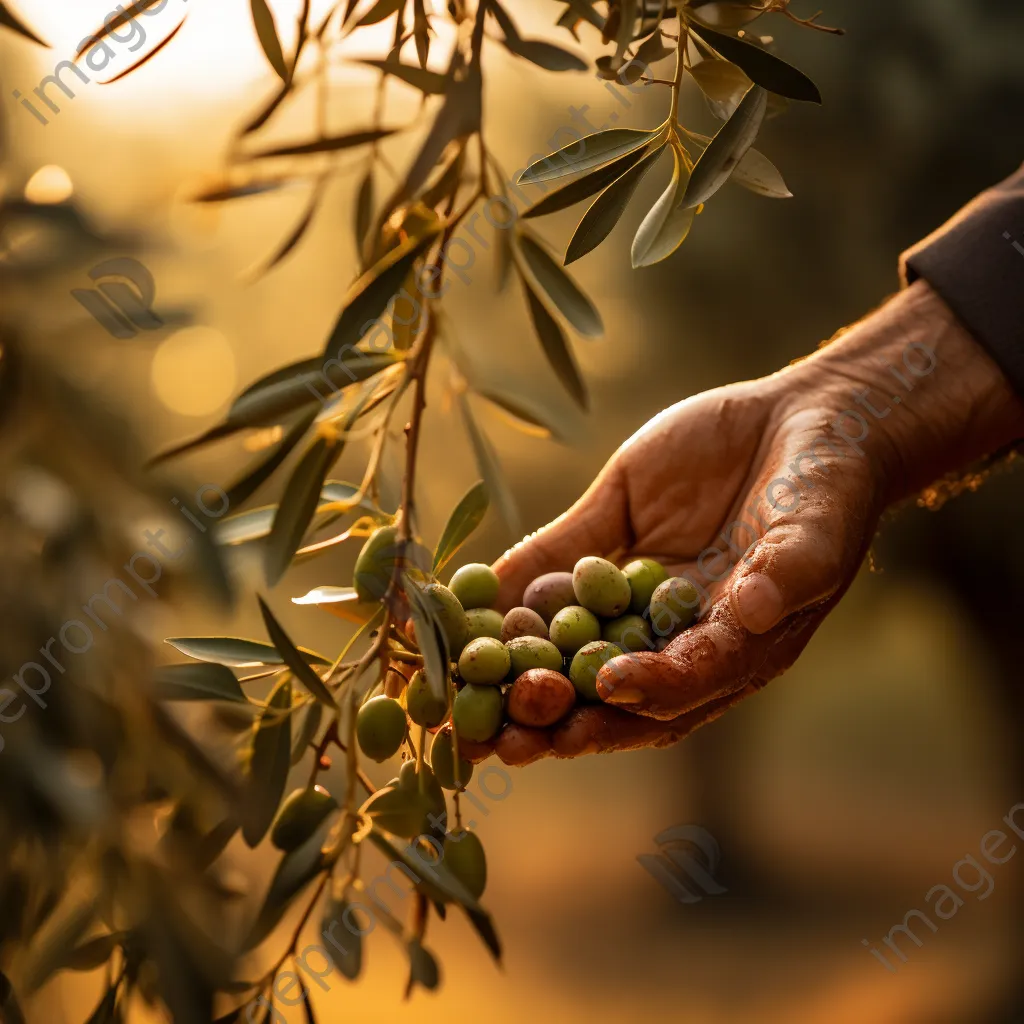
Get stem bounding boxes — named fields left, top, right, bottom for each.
left=669, top=13, right=687, bottom=125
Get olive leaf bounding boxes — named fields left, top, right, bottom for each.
left=321, top=898, right=362, bottom=980
left=321, top=226, right=441, bottom=360
left=257, top=178, right=328, bottom=274
left=489, top=2, right=587, bottom=72
left=361, top=787, right=432, bottom=838
left=0, top=971, right=25, bottom=1024
left=520, top=144, right=651, bottom=220
left=406, top=940, right=440, bottom=993
left=258, top=596, right=336, bottom=706
left=565, top=144, right=666, bottom=265
left=730, top=146, right=791, bottom=198
left=634, top=29, right=673, bottom=65
left=55, top=933, right=126, bottom=973
left=516, top=128, right=656, bottom=185
left=154, top=664, right=249, bottom=704
left=515, top=233, right=603, bottom=337
left=688, top=57, right=752, bottom=119
left=516, top=270, right=587, bottom=410
left=457, top=391, right=523, bottom=536
left=242, top=676, right=293, bottom=847
left=403, top=578, right=449, bottom=704
left=687, top=0, right=768, bottom=30
left=264, top=436, right=341, bottom=586
left=249, top=128, right=397, bottom=159
left=250, top=0, right=289, bottom=82
left=559, top=0, right=604, bottom=32
left=357, top=58, right=448, bottom=94
left=291, top=701, right=323, bottom=764
left=74, top=0, right=164, bottom=54
left=631, top=147, right=695, bottom=268
left=690, top=23, right=822, bottom=103
left=679, top=85, right=766, bottom=209
left=292, top=586, right=383, bottom=626
left=354, top=169, right=375, bottom=264
left=614, top=0, right=637, bottom=65
left=352, top=0, right=405, bottom=27
left=477, top=389, right=561, bottom=440
left=103, top=18, right=188, bottom=85
left=0, top=0, right=46, bottom=44
left=432, top=480, right=489, bottom=572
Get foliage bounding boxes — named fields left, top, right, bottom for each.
left=0, top=1, right=839, bottom=1020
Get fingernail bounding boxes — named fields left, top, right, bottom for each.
left=598, top=684, right=645, bottom=705
left=732, top=573, right=783, bottom=634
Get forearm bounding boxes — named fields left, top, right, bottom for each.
left=793, top=280, right=1024, bottom=506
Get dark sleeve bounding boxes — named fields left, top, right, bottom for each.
left=901, top=165, right=1024, bottom=397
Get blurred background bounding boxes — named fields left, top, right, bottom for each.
left=2, top=0, right=1023, bottom=1020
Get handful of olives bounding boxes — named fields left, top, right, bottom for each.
left=355, top=541, right=701, bottom=763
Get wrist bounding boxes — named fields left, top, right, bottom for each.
left=787, top=280, right=1024, bottom=506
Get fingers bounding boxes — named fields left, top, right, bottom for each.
left=491, top=467, right=628, bottom=612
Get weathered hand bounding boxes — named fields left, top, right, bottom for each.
left=471, top=282, right=1024, bottom=765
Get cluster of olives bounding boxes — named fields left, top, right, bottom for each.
left=356, top=551, right=700, bottom=767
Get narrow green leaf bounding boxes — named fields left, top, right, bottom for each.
left=516, top=128, right=655, bottom=185
left=521, top=144, right=650, bottom=219
left=731, top=146, right=792, bottom=198
left=489, top=3, right=586, bottom=71
left=516, top=270, right=587, bottom=410
left=354, top=169, right=374, bottom=263
left=102, top=16, right=187, bottom=84
left=564, top=145, right=665, bottom=265
left=688, top=57, right=751, bottom=119
left=165, top=637, right=330, bottom=668
left=242, top=676, right=293, bottom=847
left=321, top=899, right=362, bottom=979
left=403, top=579, right=449, bottom=704
left=0, top=1, right=47, bottom=45
left=75, top=0, right=164, bottom=55
left=321, top=227, right=441, bottom=360
left=456, top=393, right=523, bottom=536
left=362, top=787, right=431, bottom=838
left=406, top=941, right=440, bottom=992
left=251, top=0, right=289, bottom=82
left=264, top=437, right=339, bottom=586
left=154, top=664, right=249, bottom=704
left=559, top=0, right=604, bottom=32
left=250, top=128, right=397, bottom=159
left=691, top=23, right=822, bottom=103
left=631, top=148, right=695, bottom=267
left=291, top=701, right=323, bottom=764
left=357, top=58, right=447, bottom=94
left=476, top=389, right=562, bottom=441
left=432, top=481, right=489, bottom=572
left=258, top=596, right=336, bottom=707
left=55, top=933, right=124, bottom=973
left=258, top=177, right=327, bottom=274
left=680, top=85, right=766, bottom=209
left=516, top=234, right=603, bottom=337
left=688, top=0, right=768, bottom=30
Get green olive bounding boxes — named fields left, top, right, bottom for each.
left=448, top=563, right=500, bottom=610
left=569, top=640, right=621, bottom=700
left=602, top=614, right=654, bottom=652
left=356, top=695, right=407, bottom=762
left=649, top=577, right=701, bottom=636
left=452, top=684, right=503, bottom=742
left=405, top=669, right=448, bottom=728
left=443, top=829, right=487, bottom=899
left=353, top=524, right=401, bottom=602
left=549, top=605, right=601, bottom=655
left=622, top=557, right=669, bottom=615
left=457, top=637, right=511, bottom=685
left=465, top=607, right=504, bottom=642
left=430, top=728, right=474, bottom=790
left=423, top=582, right=470, bottom=657
left=271, top=785, right=338, bottom=851
left=572, top=556, right=631, bottom=618
left=505, top=635, right=564, bottom=677
left=522, top=571, right=576, bottom=624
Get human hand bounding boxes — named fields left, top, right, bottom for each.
left=471, top=281, right=1024, bottom=765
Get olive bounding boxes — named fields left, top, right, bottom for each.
left=448, top=563, right=500, bottom=610
left=423, top=582, right=470, bottom=657
left=602, top=614, right=654, bottom=652
left=549, top=605, right=601, bottom=655
left=398, top=759, right=446, bottom=821
left=506, top=635, right=564, bottom=677
left=443, top=829, right=487, bottom=899
left=522, top=571, right=576, bottom=624
left=405, top=669, right=448, bottom=728
left=356, top=695, right=407, bottom=761
left=465, top=607, right=504, bottom=642
left=430, top=728, right=474, bottom=790
left=506, top=669, right=575, bottom=727
left=457, top=637, right=511, bottom=685
left=649, top=576, right=701, bottom=636
left=353, top=524, right=401, bottom=601
left=452, top=684, right=503, bottom=742
left=622, top=557, right=669, bottom=614
left=572, top=556, right=631, bottom=618
left=500, top=606, right=548, bottom=643
left=569, top=640, right=621, bottom=700
left=271, top=785, right=338, bottom=851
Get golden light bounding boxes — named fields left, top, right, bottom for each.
left=24, top=165, right=74, bottom=204
left=151, top=325, right=237, bottom=416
